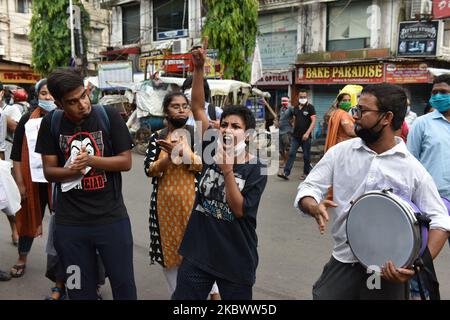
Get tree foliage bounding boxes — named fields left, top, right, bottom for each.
left=30, top=0, right=90, bottom=75
left=203, top=0, right=258, bottom=82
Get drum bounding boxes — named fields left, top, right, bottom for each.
left=346, top=190, right=428, bottom=269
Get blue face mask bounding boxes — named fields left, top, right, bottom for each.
left=429, top=93, right=450, bottom=113
left=38, top=100, right=57, bottom=112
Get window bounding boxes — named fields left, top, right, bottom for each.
left=327, top=0, right=371, bottom=51
left=16, top=0, right=32, bottom=13
left=122, top=3, right=141, bottom=45
left=153, top=0, right=188, bottom=41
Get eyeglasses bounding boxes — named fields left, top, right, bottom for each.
left=169, top=103, right=190, bottom=111
left=353, top=105, right=384, bottom=118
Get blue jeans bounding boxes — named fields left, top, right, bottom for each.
left=54, top=218, right=137, bottom=300
left=284, top=136, right=311, bottom=177
left=172, top=258, right=253, bottom=300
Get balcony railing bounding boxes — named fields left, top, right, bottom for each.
left=96, top=0, right=131, bottom=9
left=259, top=0, right=334, bottom=11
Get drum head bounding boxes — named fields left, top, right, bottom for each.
left=347, top=193, right=417, bottom=268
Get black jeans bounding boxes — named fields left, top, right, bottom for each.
left=172, top=258, right=253, bottom=300
left=312, top=257, right=407, bottom=300
left=54, top=218, right=137, bottom=300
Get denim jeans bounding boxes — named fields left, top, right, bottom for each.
left=284, top=136, right=312, bottom=177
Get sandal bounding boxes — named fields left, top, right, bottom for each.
left=277, top=173, right=289, bottom=180
left=10, top=264, right=26, bottom=278
left=45, top=287, right=66, bottom=300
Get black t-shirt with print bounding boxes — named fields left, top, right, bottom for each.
left=179, top=150, right=268, bottom=286
left=35, top=105, right=133, bottom=226
left=293, top=103, right=316, bottom=138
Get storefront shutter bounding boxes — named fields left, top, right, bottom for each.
left=311, top=85, right=341, bottom=139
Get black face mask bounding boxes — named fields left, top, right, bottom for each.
left=168, top=117, right=188, bottom=129
left=355, top=113, right=386, bottom=144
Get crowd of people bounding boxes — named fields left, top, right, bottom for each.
left=0, top=47, right=267, bottom=300
left=0, top=45, right=449, bottom=300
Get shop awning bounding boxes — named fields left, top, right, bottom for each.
left=100, top=47, right=140, bottom=56
left=428, top=68, right=450, bottom=77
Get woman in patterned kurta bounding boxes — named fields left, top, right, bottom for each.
left=144, top=92, right=202, bottom=295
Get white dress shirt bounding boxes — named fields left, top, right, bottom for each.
left=295, top=137, right=450, bottom=264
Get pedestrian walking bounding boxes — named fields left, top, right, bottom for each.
left=278, top=89, right=316, bottom=180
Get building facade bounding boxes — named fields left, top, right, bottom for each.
left=0, top=0, right=110, bottom=87
left=98, top=0, right=209, bottom=78
left=0, top=0, right=37, bottom=88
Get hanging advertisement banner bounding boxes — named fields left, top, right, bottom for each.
left=397, top=20, right=441, bottom=57
left=385, top=63, right=431, bottom=84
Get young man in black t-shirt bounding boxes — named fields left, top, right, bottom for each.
left=279, top=89, right=316, bottom=180
left=35, top=68, right=136, bottom=300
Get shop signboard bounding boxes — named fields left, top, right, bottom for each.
left=163, top=53, right=193, bottom=73
left=98, top=61, right=133, bottom=89
left=256, top=71, right=291, bottom=86
left=397, top=20, right=440, bottom=57
left=385, top=63, right=431, bottom=84
left=0, top=70, right=40, bottom=84
left=296, top=64, right=384, bottom=84
left=140, top=50, right=165, bottom=74
left=162, top=50, right=222, bottom=77
left=433, top=0, right=450, bottom=19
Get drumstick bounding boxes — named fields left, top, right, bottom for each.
left=203, top=36, right=208, bottom=50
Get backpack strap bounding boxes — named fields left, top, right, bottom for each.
left=50, top=109, right=64, bottom=211
left=92, top=105, right=111, bottom=143
left=50, top=109, right=65, bottom=166
left=91, top=105, right=123, bottom=200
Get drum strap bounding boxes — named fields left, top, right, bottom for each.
left=413, top=247, right=440, bottom=300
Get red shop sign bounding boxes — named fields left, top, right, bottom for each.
left=163, top=53, right=193, bottom=73
left=433, top=0, right=450, bottom=19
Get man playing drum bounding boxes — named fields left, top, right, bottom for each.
left=294, top=84, right=450, bottom=300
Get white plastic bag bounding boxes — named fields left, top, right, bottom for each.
left=0, top=159, right=21, bottom=216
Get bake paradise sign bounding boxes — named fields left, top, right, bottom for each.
left=296, top=64, right=384, bottom=84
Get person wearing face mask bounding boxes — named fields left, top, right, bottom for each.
left=276, top=97, right=294, bottom=175
left=172, top=46, right=268, bottom=300
left=407, top=74, right=450, bottom=202
left=144, top=92, right=204, bottom=297
left=279, top=89, right=316, bottom=180
left=324, top=93, right=356, bottom=152
left=295, top=83, right=450, bottom=300
left=8, top=79, right=67, bottom=299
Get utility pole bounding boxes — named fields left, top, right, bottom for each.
left=67, top=2, right=83, bottom=72
left=69, top=0, right=76, bottom=63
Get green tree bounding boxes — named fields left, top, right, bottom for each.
left=203, top=0, right=258, bottom=82
left=30, top=0, right=90, bottom=75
